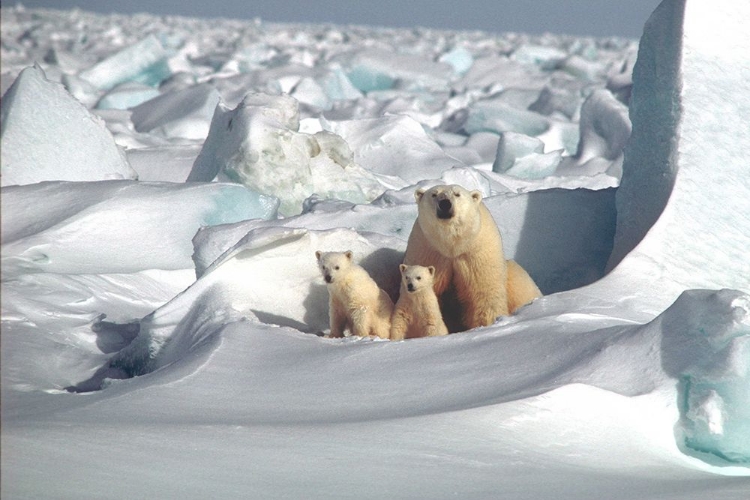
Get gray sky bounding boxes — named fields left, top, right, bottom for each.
left=12, top=1, right=661, bottom=38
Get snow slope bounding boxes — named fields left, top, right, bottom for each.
left=1, top=1, right=749, bottom=498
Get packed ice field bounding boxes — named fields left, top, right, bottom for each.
left=1, top=2, right=749, bottom=499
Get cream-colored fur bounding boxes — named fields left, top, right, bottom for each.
left=315, top=250, right=394, bottom=339
left=403, top=184, right=541, bottom=331
left=390, top=264, right=448, bottom=341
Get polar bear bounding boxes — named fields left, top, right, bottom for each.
left=390, top=264, right=448, bottom=341
left=403, top=184, right=541, bottom=332
left=315, top=250, right=394, bottom=339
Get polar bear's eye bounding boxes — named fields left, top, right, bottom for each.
left=431, top=193, right=437, bottom=198
left=416, top=276, right=421, bottom=280
left=334, top=266, right=340, bottom=270
left=454, top=192, right=460, bottom=197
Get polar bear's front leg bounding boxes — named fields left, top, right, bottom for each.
left=389, top=307, right=409, bottom=341
left=349, top=305, right=372, bottom=337
left=453, top=255, right=508, bottom=329
left=329, top=300, right=347, bottom=338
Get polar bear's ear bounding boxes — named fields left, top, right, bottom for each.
left=427, top=266, right=435, bottom=276
left=414, top=188, right=426, bottom=202
left=344, top=250, right=353, bottom=260
left=470, top=190, right=482, bottom=203
left=315, top=250, right=322, bottom=261
left=399, top=263, right=408, bottom=274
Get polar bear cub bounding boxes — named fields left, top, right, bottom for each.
left=315, top=250, right=394, bottom=339
left=390, top=264, right=449, bottom=341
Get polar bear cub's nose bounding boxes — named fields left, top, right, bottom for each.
left=438, top=199, right=452, bottom=211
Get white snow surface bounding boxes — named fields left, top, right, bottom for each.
left=2, top=1, right=750, bottom=499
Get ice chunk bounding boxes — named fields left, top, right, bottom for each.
left=439, top=46, right=474, bottom=76
left=79, top=34, right=172, bottom=91
left=125, top=145, right=202, bottom=182
left=96, top=82, right=161, bottom=110
left=326, top=114, right=459, bottom=184
left=317, top=66, right=364, bottom=101
left=605, top=0, right=750, bottom=303
left=189, top=93, right=388, bottom=215
left=464, top=99, right=550, bottom=137
left=512, top=45, right=567, bottom=70
left=575, top=89, right=631, bottom=164
left=660, top=289, right=750, bottom=463
left=456, top=55, right=548, bottom=92
left=0, top=65, right=136, bottom=186
left=503, top=150, right=563, bottom=180
left=1, top=181, right=278, bottom=276
left=291, top=77, right=332, bottom=110
left=493, top=132, right=545, bottom=172
left=130, top=83, right=221, bottom=140
left=337, top=49, right=452, bottom=93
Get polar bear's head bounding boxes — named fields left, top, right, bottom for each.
left=315, top=250, right=353, bottom=284
left=399, top=264, right=435, bottom=294
left=415, top=184, right=482, bottom=221
left=414, top=184, right=484, bottom=256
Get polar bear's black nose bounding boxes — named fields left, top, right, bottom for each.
left=438, top=199, right=452, bottom=212
left=325, top=274, right=332, bottom=283
left=407, top=283, right=415, bottom=292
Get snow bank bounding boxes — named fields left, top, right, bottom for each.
left=110, top=228, right=405, bottom=376
left=0, top=65, right=136, bottom=186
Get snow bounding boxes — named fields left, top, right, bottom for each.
left=2, top=1, right=750, bottom=499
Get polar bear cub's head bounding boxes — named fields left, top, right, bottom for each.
left=399, top=264, right=436, bottom=294
left=315, top=250, right=353, bottom=284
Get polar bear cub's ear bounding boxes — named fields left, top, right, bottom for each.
left=414, top=188, right=426, bottom=202
left=427, top=265, right=436, bottom=276
left=344, top=250, right=353, bottom=260
left=399, top=263, right=408, bottom=274
left=315, top=250, right=322, bottom=261
left=470, top=190, right=482, bottom=203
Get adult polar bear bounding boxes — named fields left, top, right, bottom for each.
left=403, top=184, right=541, bottom=332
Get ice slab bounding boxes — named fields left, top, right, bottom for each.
left=575, top=89, right=631, bottom=165
left=1, top=181, right=279, bottom=276
left=0, top=65, right=136, bottom=186
left=96, top=82, right=161, bottom=110
left=130, top=83, right=221, bottom=140
left=464, top=99, right=550, bottom=137
left=326, top=114, right=460, bottom=184
left=603, top=0, right=750, bottom=310
left=79, top=34, right=172, bottom=91
left=125, top=145, right=202, bottom=182
left=336, top=49, right=453, bottom=93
